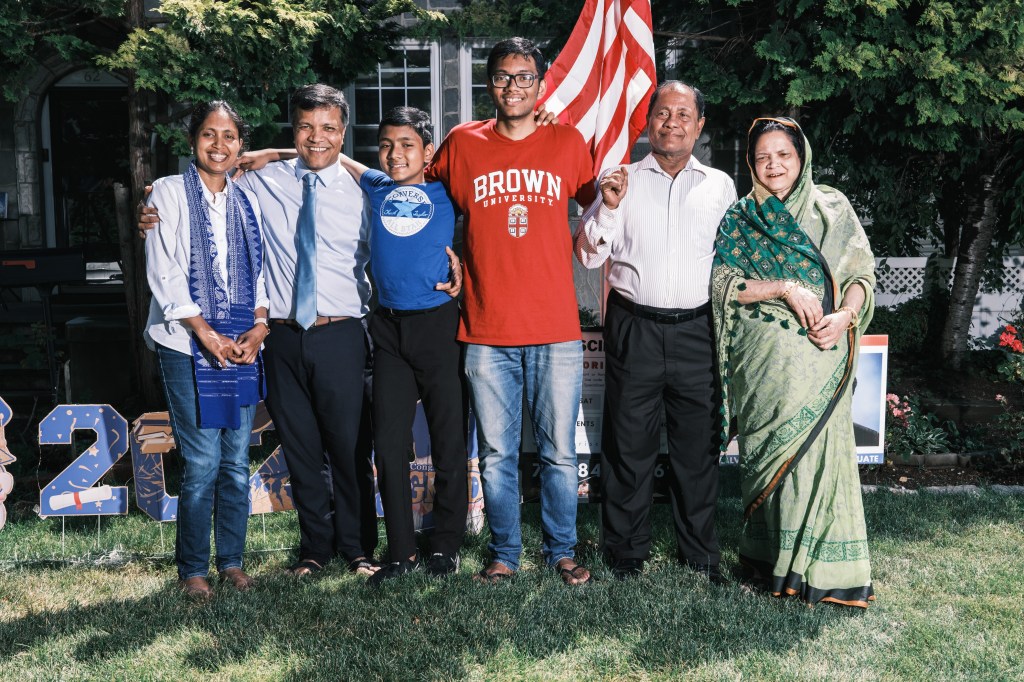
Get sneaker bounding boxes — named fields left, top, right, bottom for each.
left=424, top=552, right=460, bottom=577
left=367, top=558, right=419, bottom=588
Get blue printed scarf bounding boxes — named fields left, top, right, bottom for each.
left=184, top=162, right=265, bottom=429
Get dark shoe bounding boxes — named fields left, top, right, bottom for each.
left=425, top=552, right=460, bottom=577
left=179, top=576, right=213, bottom=600
left=611, top=557, right=645, bottom=581
left=367, top=558, right=419, bottom=587
left=286, top=559, right=324, bottom=578
left=684, top=561, right=729, bottom=586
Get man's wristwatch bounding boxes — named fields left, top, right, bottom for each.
left=254, top=317, right=270, bottom=330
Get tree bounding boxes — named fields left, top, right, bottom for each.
left=2, top=0, right=440, bottom=407
left=655, top=0, right=1024, bottom=368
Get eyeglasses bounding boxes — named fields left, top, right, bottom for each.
left=490, top=73, right=538, bottom=88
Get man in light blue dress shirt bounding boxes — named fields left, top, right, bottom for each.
left=232, top=84, right=379, bottom=576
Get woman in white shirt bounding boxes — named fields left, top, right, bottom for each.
left=144, top=101, right=269, bottom=599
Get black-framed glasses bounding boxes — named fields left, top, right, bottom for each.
left=490, top=73, right=538, bottom=88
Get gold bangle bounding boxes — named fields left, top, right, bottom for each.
left=837, top=306, right=858, bottom=329
left=779, top=283, right=795, bottom=301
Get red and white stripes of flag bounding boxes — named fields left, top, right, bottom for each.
left=540, top=0, right=657, bottom=175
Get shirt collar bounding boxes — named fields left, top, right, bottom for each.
left=294, top=157, right=342, bottom=187
left=638, top=152, right=707, bottom=178
left=200, top=183, right=226, bottom=207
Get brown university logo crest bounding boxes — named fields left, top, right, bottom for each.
left=507, top=203, right=528, bottom=238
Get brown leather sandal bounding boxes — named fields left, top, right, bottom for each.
left=220, top=567, right=256, bottom=591
left=474, top=561, right=515, bottom=584
left=180, top=576, right=214, bottom=600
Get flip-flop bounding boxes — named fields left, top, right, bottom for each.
left=287, top=559, right=323, bottom=578
left=557, top=561, right=594, bottom=585
left=474, top=563, right=515, bottom=584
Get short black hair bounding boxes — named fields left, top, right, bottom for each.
left=378, top=106, right=433, bottom=146
left=487, top=37, right=547, bottom=82
left=747, top=118, right=806, bottom=172
left=647, top=81, right=705, bottom=120
left=187, top=100, right=248, bottom=149
left=290, top=83, right=349, bottom=125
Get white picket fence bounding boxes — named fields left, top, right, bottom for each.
left=875, top=256, right=1024, bottom=338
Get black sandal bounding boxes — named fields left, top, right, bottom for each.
left=557, top=560, right=594, bottom=585
left=287, top=559, right=323, bottom=578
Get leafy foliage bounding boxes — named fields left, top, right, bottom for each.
left=885, top=393, right=953, bottom=460
left=0, top=1, right=124, bottom=102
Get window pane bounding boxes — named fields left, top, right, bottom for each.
left=473, top=92, right=494, bottom=120
left=378, top=69, right=404, bottom=87
left=406, top=69, right=431, bottom=87
left=355, top=71, right=377, bottom=85
left=355, top=89, right=379, bottom=124
left=404, top=91, right=430, bottom=115
left=472, top=62, right=487, bottom=86
left=353, top=149, right=378, bottom=169
left=353, top=127, right=379, bottom=149
left=406, top=49, right=430, bottom=68
left=380, top=89, right=405, bottom=114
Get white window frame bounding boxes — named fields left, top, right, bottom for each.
left=345, top=40, right=441, bottom=163
left=458, top=39, right=494, bottom=123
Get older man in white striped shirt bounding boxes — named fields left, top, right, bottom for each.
left=575, top=81, right=737, bottom=583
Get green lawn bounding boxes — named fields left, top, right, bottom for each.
left=1, top=469, right=1023, bottom=681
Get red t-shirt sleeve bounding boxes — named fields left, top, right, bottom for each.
left=425, top=135, right=452, bottom=185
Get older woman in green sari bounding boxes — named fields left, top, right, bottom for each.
left=711, top=117, right=876, bottom=607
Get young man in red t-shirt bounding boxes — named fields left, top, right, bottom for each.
left=427, top=37, right=597, bottom=585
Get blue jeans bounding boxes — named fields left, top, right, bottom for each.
left=158, top=346, right=255, bottom=580
left=464, top=341, right=583, bottom=570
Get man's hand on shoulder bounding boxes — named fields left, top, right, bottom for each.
left=136, top=185, right=157, bottom=239
left=231, top=149, right=293, bottom=180
left=599, top=168, right=628, bottom=210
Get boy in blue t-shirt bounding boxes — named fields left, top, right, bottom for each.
left=336, top=107, right=467, bottom=586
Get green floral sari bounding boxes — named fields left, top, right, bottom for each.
left=711, top=119, right=877, bottom=607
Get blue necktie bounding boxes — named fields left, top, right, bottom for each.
left=294, top=172, right=319, bottom=329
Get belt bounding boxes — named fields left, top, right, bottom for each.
left=270, top=315, right=350, bottom=329
left=610, top=290, right=710, bottom=324
left=378, top=304, right=443, bottom=318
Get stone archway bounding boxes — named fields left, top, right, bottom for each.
left=10, top=54, right=87, bottom=249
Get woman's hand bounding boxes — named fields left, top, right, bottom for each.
left=196, top=329, right=244, bottom=368
left=807, top=310, right=852, bottom=350
left=783, top=285, right=824, bottom=329
left=234, top=324, right=269, bottom=364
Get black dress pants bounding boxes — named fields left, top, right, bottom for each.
left=600, top=292, right=722, bottom=566
left=263, top=318, right=378, bottom=565
left=370, top=300, right=467, bottom=561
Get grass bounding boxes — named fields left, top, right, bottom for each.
left=1, top=468, right=1023, bottom=681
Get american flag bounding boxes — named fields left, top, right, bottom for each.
left=540, top=0, right=657, bottom=175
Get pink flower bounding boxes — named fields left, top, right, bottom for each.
left=1007, top=324, right=1018, bottom=335
left=886, top=394, right=899, bottom=404
left=892, top=408, right=904, bottom=418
